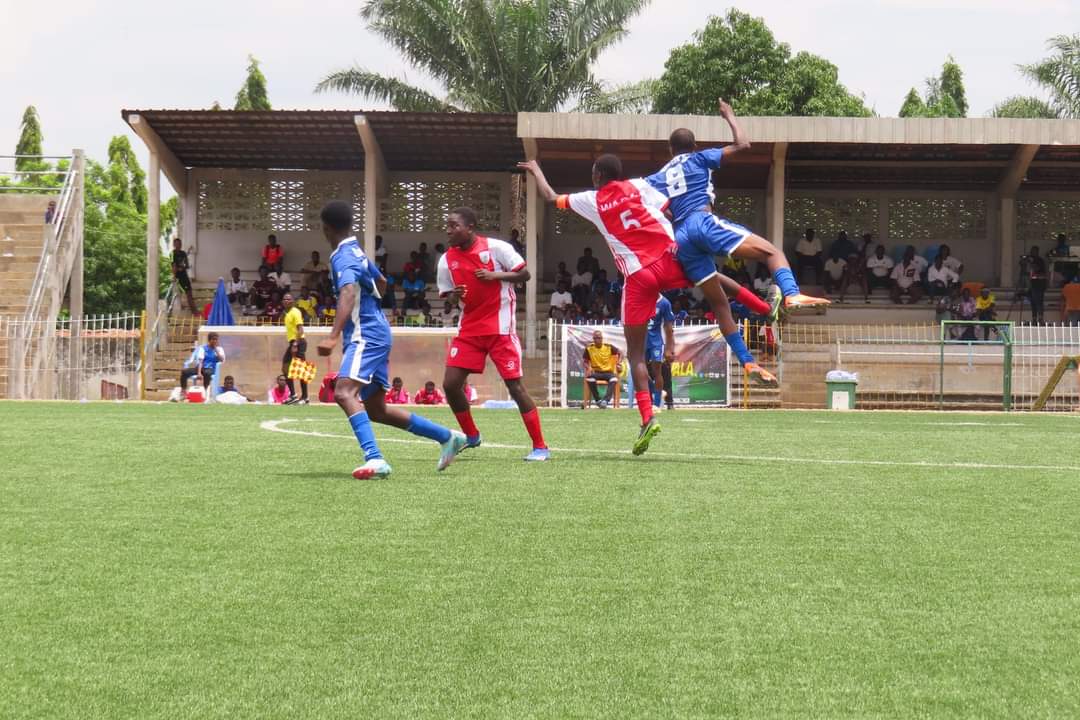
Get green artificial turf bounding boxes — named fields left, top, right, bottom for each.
left=1, top=402, right=1078, bottom=719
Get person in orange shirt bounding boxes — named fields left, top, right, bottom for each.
left=262, top=234, right=284, bottom=268
left=1062, top=281, right=1080, bottom=325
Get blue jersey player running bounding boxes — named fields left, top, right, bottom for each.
left=646, top=99, right=830, bottom=316
left=316, top=201, right=467, bottom=480
left=645, top=295, right=675, bottom=410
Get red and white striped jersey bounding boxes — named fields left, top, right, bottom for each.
left=556, top=179, right=676, bottom=276
left=437, top=235, right=525, bottom=337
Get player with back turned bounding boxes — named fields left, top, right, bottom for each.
left=316, top=201, right=467, bottom=479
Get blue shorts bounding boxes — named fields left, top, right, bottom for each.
left=339, top=339, right=390, bottom=400
left=675, top=210, right=753, bottom=285
left=646, top=343, right=665, bottom=363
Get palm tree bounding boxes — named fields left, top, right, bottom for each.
left=1019, top=34, right=1080, bottom=118
left=315, top=0, right=652, bottom=113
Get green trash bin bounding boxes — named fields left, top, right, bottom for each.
left=825, top=379, right=857, bottom=410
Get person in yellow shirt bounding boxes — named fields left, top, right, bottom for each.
left=583, top=329, right=622, bottom=408
left=295, top=287, right=318, bottom=321
left=282, top=293, right=308, bottom=404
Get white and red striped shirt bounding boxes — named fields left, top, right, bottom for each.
left=437, top=236, right=525, bottom=337
left=556, top=179, right=676, bottom=276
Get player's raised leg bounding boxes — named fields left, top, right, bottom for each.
left=732, top=233, right=830, bottom=313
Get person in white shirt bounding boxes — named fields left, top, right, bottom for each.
left=794, top=228, right=824, bottom=285
left=225, top=267, right=248, bottom=305
left=439, top=299, right=461, bottom=328
left=926, top=255, right=960, bottom=298
left=938, top=244, right=963, bottom=276
left=374, top=235, right=387, bottom=266
left=822, top=254, right=848, bottom=295
left=890, top=247, right=924, bottom=304
left=571, top=260, right=593, bottom=307
left=866, top=245, right=895, bottom=299
left=301, top=251, right=328, bottom=290
left=752, top=263, right=774, bottom=296
left=549, top=280, right=573, bottom=319
left=908, top=246, right=929, bottom=275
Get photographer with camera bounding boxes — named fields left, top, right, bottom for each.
left=1021, top=246, right=1048, bottom=324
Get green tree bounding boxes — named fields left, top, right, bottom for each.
left=898, top=88, right=926, bottom=117
left=991, top=95, right=1059, bottom=119
left=15, top=106, right=49, bottom=179
left=234, top=55, right=271, bottom=111
left=316, top=0, right=650, bottom=112
left=651, top=10, right=870, bottom=117
left=1019, top=34, right=1080, bottom=118
left=898, top=56, right=967, bottom=118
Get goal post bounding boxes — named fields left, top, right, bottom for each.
left=939, top=320, right=1015, bottom=411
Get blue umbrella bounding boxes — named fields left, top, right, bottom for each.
left=207, top=277, right=235, bottom=326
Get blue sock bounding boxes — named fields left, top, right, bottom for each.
left=649, top=380, right=661, bottom=407
left=724, top=331, right=755, bottom=366
left=406, top=413, right=452, bottom=444
left=773, top=267, right=800, bottom=298
left=348, top=411, right=382, bottom=460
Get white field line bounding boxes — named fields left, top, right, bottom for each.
left=261, top=419, right=1080, bottom=473
left=811, top=420, right=1028, bottom=427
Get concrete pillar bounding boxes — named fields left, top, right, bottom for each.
left=764, top=142, right=787, bottom=247
left=355, top=116, right=388, bottom=260
left=999, top=195, right=1016, bottom=287
left=145, top=150, right=160, bottom=383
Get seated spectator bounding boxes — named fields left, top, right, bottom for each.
left=549, top=280, right=573, bottom=319
left=401, top=269, right=426, bottom=310
left=927, top=255, right=959, bottom=298
left=302, top=251, right=328, bottom=290
left=417, top=242, right=434, bottom=281
left=839, top=247, right=867, bottom=304
left=216, top=375, right=250, bottom=403
left=308, top=290, right=324, bottom=322
left=403, top=251, right=422, bottom=276
left=822, top=253, right=847, bottom=295
left=722, top=255, right=752, bottom=287
left=583, top=330, right=621, bottom=408
left=179, top=332, right=224, bottom=397
left=295, top=287, right=317, bottom=321
left=263, top=291, right=284, bottom=323
left=951, top=287, right=978, bottom=340
left=673, top=297, right=691, bottom=324
left=907, top=245, right=929, bottom=279
left=317, top=269, right=335, bottom=301
left=976, top=288, right=997, bottom=335
left=856, top=232, right=875, bottom=257
left=578, top=247, right=601, bottom=277
left=509, top=228, right=525, bottom=256
left=379, top=263, right=398, bottom=311
left=571, top=259, right=593, bottom=308
left=555, top=261, right=572, bottom=287
left=226, top=267, right=249, bottom=305
left=866, top=245, right=894, bottom=300
left=374, top=234, right=387, bottom=266
left=413, top=381, right=445, bottom=405
left=45, top=200, right=57, bottom=223
left=752, top=263, right=774, bottom=297
left=252, top=265, right=277, bottom=309
left=270, top=262, right=292, bottom=293
left=890, top=247, right=924, bottom=304
left=795, top=228, right=823, bottom=285
left=591, top=269, right=610, bottom=303
left=405, top=299, right=433, bottom=326
left=322, top=295, right=336, bottom=324
left=1061, top=280, right=1080, bottom=324
left=587, top=295, right=612, bottom=322
left=830, top=230, right=856, bottom=261
left=607, top=272, right=624, bottom=311
left=937, top=244, right=963, bottom=276
left=385, top=377, right=410, bottom=404
left=268, top=374, right=291, bottom=404
left=439, top=299, right=461, bottom=328
left=262, top=234, right=283, bottom=269
left=1051, top=233, right=1078, bottom=285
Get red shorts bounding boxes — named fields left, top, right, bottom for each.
left=622, top=252, right=691, bottom=325
left=446, top=333, right=523, bottom=380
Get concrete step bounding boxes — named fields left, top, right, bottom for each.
left=0, top=194, right=54, bottom=211
left=0, top=211, right=47, bottom=225
left=0, top=261, right=40, bottom=273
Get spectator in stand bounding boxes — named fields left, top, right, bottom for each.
left=937, top=244, right=964, bottom=276
left=952, top=286, right=978, bottom=340
left=890, top=247, right=924, bottom=304
left=252, top=266, right=277, bottom=309
left=378, top=262, right=397, bottom=312
left=1061, top=279, right=1080, bottom=324
left=269, top=374, right=291, bottom=404
left=607, top=272, right=624, bottom=315
left=866, top=244, right=894, bottom=301
left=583, top=330, right=621, bottom=408
left=588, top=295, right=612, bottom=322
left=839, top=246, right=867, bottom=304
left=830, top=231, right=856, bottom=261
left=673, top=297, right=691, bottom=324
left=571, top=259, right=593, bottom=308
left=577, top=247, right=601, bottom=277
left=549, top=280, right=573, bottom=320
left=822, top=251, right=847, bottom=296
left=555, top=261, right=572, bottom=287
left=434, top=243, right=446, bottom=274
left=856, top=232, right=875, bottom=257
left=264, top=291, right=284, bottom=323
left=402, top=269, right=426, bottom=310
left=509, top=228, right=525, bottom=256
left=1049, top=233, right=1079, bottom=285
left=374, top=234, right=387, bottom=267
left=302, top=251, right=328, bottom=290
left=385, top=377, right=410, bottom=404
left=591, top=269, right=610, bottom=304
left=976, top=287, right=997, bottom=329
left=794, top=228, right=824, bottom=285
left=417, top=242, right=434, bottom=281
left=217, top=375, right=250, bottom=403
left=226, top=267, right=248, bottom=305
left=405, top=298, right=433, bottom=326
left=270, top=261, right=292, bottom=293
left=316, top=269, right=334, bottom=301
left=927, top=255, right=959, bottom=298
left=907, top=245, right=929, bottom=281
left=322, top=295, right=336, bottom=324
left=282, top=294, right=309, bottom=404
left=179, top=332, right=224, bottom=396
left=413, top=381, right=445, bottom=405
left=752, top=263, right=774, bottom=297
left=439, top=298, right=461, bottom=328
left=1026, top=245, right=1049, bottom=324
left=170, top=237, right=198, bottom=315
left=295, top=287, right=317, bottom=321
left=45, top=200, right=57, bottom=223
left=403, top=251, right=422, bottom=276
left=262, top=235, right=283, bottom=269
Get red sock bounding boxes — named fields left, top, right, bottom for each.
left=735, top=286, right=771, bottom=316
left=521, top=408, right=547, bottom=449
left=635, top=391, right=653, bottom=424
left=454, top=410, right=480, bottom=438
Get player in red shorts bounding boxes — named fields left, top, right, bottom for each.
left=437, top=206, right=549, bottom=461
left=519, top=155, right=776, bottom=455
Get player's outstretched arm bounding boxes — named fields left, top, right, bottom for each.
left=718, top=98, right=751, bottom=159
left=318, top=283, right=355, bottom=356
left=517, top=160, right=559, bottom=203
left=475, top=267, right=530, bottom=284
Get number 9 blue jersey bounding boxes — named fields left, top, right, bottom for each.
left=645, top=148, right=725, bottom=224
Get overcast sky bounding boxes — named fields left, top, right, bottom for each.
left=2, top=0, right=1077, bottom=173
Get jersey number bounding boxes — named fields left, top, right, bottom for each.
left=665, top=166, right=687, bottom=197
left=620, top=210, right=642, bottom=231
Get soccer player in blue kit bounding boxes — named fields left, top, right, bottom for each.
left=645, top=295, right=675, bottom=410
left=647, top=99, right=830, bottom=315
left=316, top=201, right=467, bottom=480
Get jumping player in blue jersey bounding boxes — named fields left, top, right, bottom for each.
left=647, top=99, right=830, bottom=316
left=316, top=201, right=467, bottom=480
left=645, top=295, right=675, bottom=409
